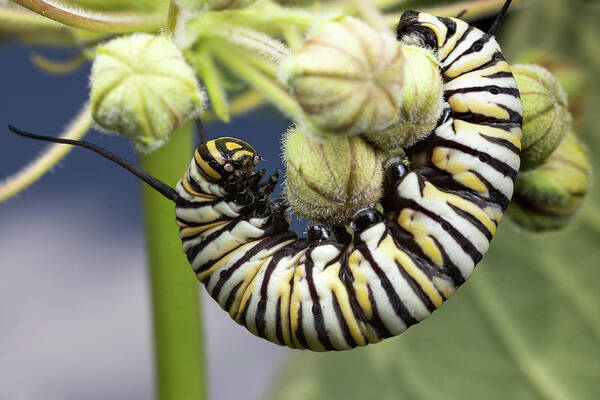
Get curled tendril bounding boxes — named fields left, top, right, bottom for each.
left=0, top=103, right=92, bottom=203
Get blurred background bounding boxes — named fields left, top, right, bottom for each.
left=1, top=0, right=599, bottom=399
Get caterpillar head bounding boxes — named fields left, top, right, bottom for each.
left=195, top=137, right=260, bottom=182
left=396, top=11, right=443, bottom=51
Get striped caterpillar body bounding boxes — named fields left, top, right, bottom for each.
left=173, top=6, right=522, bottom=350
left=8, top=2, right=522, bottom=352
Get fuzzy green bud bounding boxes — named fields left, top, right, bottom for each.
left=513, top=64, right=571, bottom=170
left=90, top=34, right=205, bottom=152
left=363, top=44, right=443, bottom=152
left=279, top=17, right=406, bottom=138
left=284, top=126, right=384, bottom=224
left=507, top=132, right=591, bottom=231
left=517, top=51, right=588, bottom=129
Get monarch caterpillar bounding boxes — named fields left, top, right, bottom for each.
left=8, top=0, right=522, bottom=351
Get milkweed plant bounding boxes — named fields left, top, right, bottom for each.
left=0, top=0, right=593, bottom=399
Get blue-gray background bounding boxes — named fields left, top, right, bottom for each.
left=0, top=41, right=299, bottom=400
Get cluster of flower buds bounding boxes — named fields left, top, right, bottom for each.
left=512, top=64, right=571, bottom=171
left=280, top=17, right=443, bottom=223
left=507, top=132, right=591, bottom=231
left=85, top=14, right=592, bottom=230
left=508, top=63, right=591, bottom=231
left=517, top=50, right=588, bottom=129
left=280, top=17, right=442, bottom=144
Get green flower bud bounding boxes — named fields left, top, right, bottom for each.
left=279, top=17, right=406, bottom=138
left=512, top=64, right=571, bottom=170
left=90, top=34, right=205, bottom=152
left=507, top=132, right=591, bottom=231
left=517, top=50, right=588, bottom=129
left=284, top=126, right=384, bottom=224
left=363, top=44, right=443, bottom=152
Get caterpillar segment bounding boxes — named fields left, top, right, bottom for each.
left=398, top=10, right=523, bottom=211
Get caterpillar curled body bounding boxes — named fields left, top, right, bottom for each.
left=173, top=7, right=523, bottom=351
left=8, top=2, right=522, bottom=352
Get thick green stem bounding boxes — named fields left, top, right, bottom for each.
left=139, top=122, right=206, bottom=400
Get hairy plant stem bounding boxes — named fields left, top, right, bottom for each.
left=139, top=121, right=206, bottom=400
left=9, top=0, right=165, bottom=33
left=190, top=21, right=290, bottom=62
left=0, top=4, right=63, bottom=28
left=190, top=48, right=231, bottom=122
left=213, top=44, right=301, bottom=120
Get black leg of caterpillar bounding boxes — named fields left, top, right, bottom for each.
left=261, top=170, right=281, bottom=200
left=249, top=169, right=267, bottom=187
left=455, top=9, right=467, bottom=18
left=233, top=188, right=255, bottom=207
left=223, top=169, right=266, bottom=194
left=488, top=0, right=512, bottom=37
left=249, top=170, right=281, bottom=215
left=259, top=170, right=281, bottom=197
left=351, top=208, right=384, bottom=233
left=258, top=197, right=291, bottom=235
left=232, top=170, right=282, bottom=218
left=195, top=118, right=209, bottom=144
left=270, top=197, right=288, bottom=216
left=7, top=125, right=180, bottom=202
